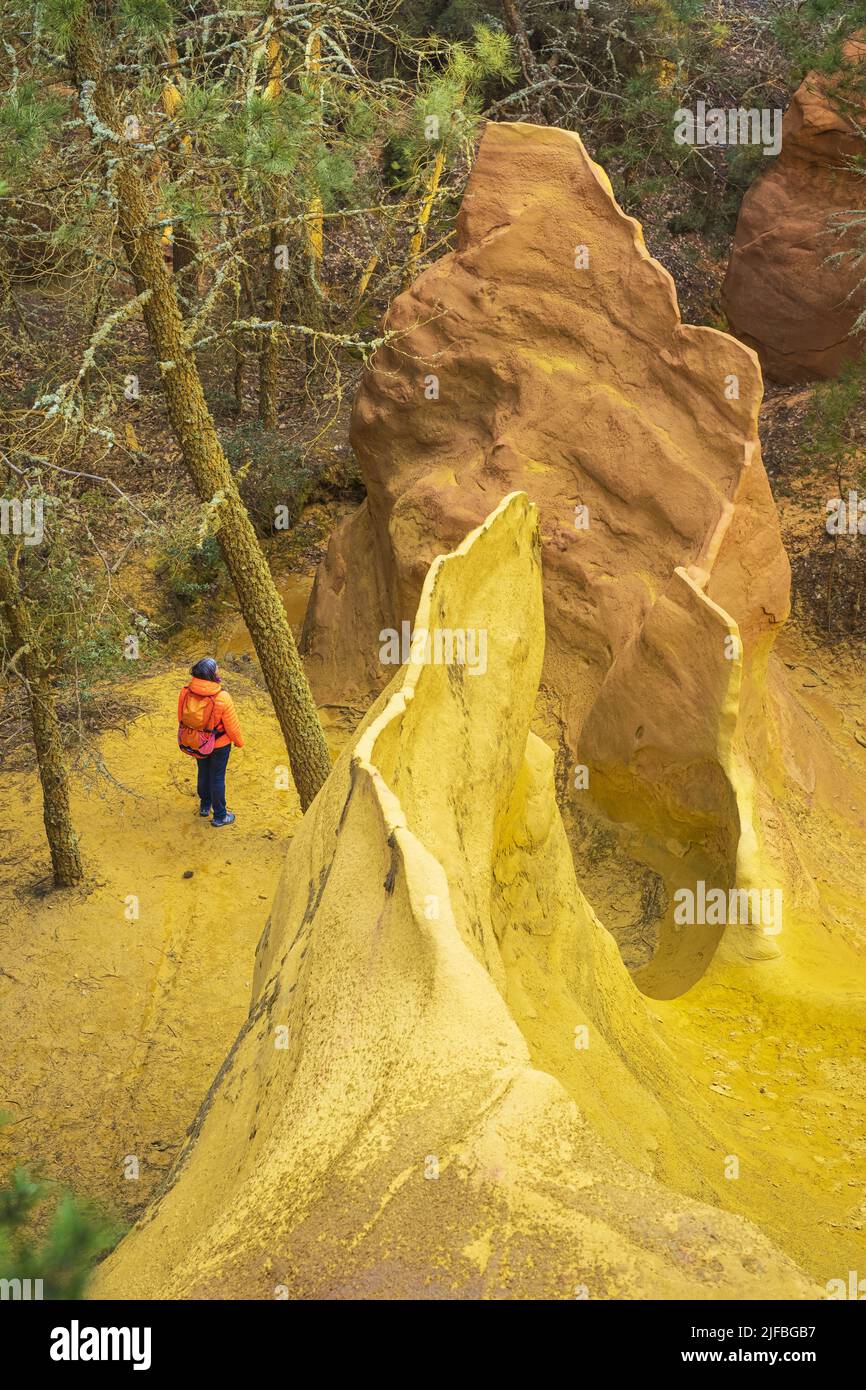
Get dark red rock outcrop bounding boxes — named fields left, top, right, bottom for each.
left=722, top=41, right=866, bottom=382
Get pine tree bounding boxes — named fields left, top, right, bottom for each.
left=65, top=4, right=333, bottom=810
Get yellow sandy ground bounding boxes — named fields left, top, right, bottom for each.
left=0, top=668, right=300, bottom=1223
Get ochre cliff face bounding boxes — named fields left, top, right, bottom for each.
left=303, top=121, right=791, bottom=985
left=722, top=41, right=866, bottom=382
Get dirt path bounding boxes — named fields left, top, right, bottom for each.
left=0, top=668, right=302, bottom=1223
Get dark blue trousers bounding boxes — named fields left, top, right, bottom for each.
left=197, top=744, right=231, bottom=820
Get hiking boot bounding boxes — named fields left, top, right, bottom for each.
left=211, top=812, right=236, bottom=828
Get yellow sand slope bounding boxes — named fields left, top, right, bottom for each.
left=93, top=495, right=819, bottom=1299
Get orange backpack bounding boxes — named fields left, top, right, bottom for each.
left=177, top=687, right=224, bottom=759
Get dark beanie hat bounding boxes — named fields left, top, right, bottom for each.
left=191, top=657, right=219, bottom=681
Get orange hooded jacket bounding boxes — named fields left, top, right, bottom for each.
left=177, top=677, right=244, bottom=750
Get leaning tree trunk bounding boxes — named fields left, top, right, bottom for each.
left=70, top=16, right=331, bottom=810
left=0, top=553, right=83, bottom=887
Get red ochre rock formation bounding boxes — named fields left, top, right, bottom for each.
left=303, top=120, right=794, bottom=991
left=722, top=40, right=866, bottom=382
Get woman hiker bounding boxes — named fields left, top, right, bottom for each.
left=176, top=657, right=244, bottom=827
